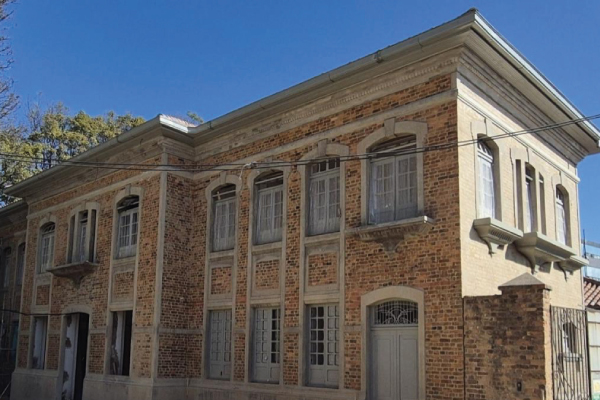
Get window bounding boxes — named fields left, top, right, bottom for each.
left=369, top=136, right=418, bottom=224
left=31, top=316, right=48, bottom=369
left=1, top=248, right=10, bottom=288
left=38, top=223, right=55, bottom=273
left=307, top=304, right=339, bottom=388
left=68, top=209, right=98, bottom=263
left=539, top=176, right=547, bottom=234
left=116, top=197, right=139, bottom=259
left=556, top=188, right=569, bottom=245
left=524, top=167, right=536, bottom=232
left=208, top=310, right=232, bottom=380
left=255, top=172, right=284, bottom=244
left=477, top=141, right=495, bottom=218
left=212, top=185, right=236, bottom=252
left=110, top=310, right=132, bottom=376
left=562, top=322, right=579, bottom=355
left=308, top=159, right=340, bottom=236
left=16, top=243, right=25, bottom=286
left=252, top=308, right=280, bottom=383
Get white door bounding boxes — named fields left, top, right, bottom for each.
left=371, top=327, right=418, bottom=400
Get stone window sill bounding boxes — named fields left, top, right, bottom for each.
left=473, top=217, right=523, bottom=254
left=349, top=216, right=434, bottom=255
left=47, top=261, right=99, bottom=286
left=514, top=232, right=575, bottom=273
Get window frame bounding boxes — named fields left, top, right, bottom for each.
left=556, top=187, right=570, bottom=246
left=307, top=159, right=341, bottom=236
left=109, top=310, right=133, bottom=376
left=38, top=222, right=56, bottom=274
left=306, top=304, right=339, bottom=388
left=211, top=185, right=237, bottom=252
left=31, top=316, right=48, bottom=369
left=252, top=307, right=281, bottom=384
left=476, top=140, right=496, bottom=219
left=1, top=247, right=11, bottom=288
left=357, top=119, right=427, bottom=226
left=254, top=171, right=284, bottom=245
left=16, top=243, right=25, bottom=286
left=208, top=309, right=232, bottom=380
left=116, top=197, right=139, bottom=259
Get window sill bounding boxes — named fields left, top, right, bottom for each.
left=514, top=232, right=575, bottom=273
left=47, top=261, right=99, bottom=286
left=304, top=231, right=340, bottom=245
left=473, top=217, right=523, bottom=255
left=560, top=352, right=582, bottom=363
left=349, top=216, right=434, bottom=255
left=252, top=241, right=283, bottom=254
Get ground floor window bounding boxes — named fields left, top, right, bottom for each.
left=31, top=316, right=48, bottom=369
left=110, top=310, right=132, bottom=376
left=307, top=304, right=339, bottom=388
left=209, top=309, right=232, bottom=380
left=252, top=307, right=280, bottom=383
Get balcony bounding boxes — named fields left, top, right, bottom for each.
left=514, top=232, right=575, bottom=273
left=473, top=217, right=523, bottom=255
left=349, top=216, right=435, bottom=255
left=47, top=261, right=99, bottom=286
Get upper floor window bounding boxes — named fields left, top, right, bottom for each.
left=68, top=208, right=98, bottom=263
left=1, top=248, right=10, bottom=288
left=116, top=196, right=139, bottom=259
left=369, top=135, right=418, bottom=224
left=556, top=188, right=569, bottom=245
left=16, top=243, right=25, bottom=286
left=212, top=185, right=236, bottom=252
left=255, top=171, right=283, bottom=244
left=524, top=166, right=536, bottom=232
left=308, top=159, right=340, bottom=236
left=477, top=141, right=495, bottom=218
left=38, top=223, right=55, bottom=273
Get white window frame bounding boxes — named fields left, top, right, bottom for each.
left=31, top=316, right=48, bottom=369
left=212, top=186, right=237, bottom=252
left=116, top=199, right=139, bottom=259
left=38, top=223, right=55, bottom=273
left=308, top=159, right=341, bottom=236
left=252, top=307, right=280, bottom=383
left=307, top=304, right=339, bottom=388
left=255, top=173, right=284, bottom=244
left=556, top=188, right=569, bottom=245
left=208, top=309, right=232, bottom=380
left=524, top=167, right=536, bottom=233
left=368, top=139, right=418, bottom=224
left=477, top=141, right=496, bottom=219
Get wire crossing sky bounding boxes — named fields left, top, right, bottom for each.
left=8, top=1, right=600, bottom=238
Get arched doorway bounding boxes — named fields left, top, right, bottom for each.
left=62, top=313, right=89, bottom=400
left=370, top=300, right=419, bottom=400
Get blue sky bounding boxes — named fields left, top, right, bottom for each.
left=8, top=1, right=600, bottom=240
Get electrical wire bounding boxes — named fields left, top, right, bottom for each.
left=0, top=113, right=598, bottom=173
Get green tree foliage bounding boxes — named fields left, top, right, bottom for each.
left=0, top=103, right=145, bottom=203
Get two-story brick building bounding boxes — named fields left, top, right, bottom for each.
left=1, top=9, right=598, bottom=400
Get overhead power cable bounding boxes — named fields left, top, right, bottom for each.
left=0, top=113, right=598, bottom=173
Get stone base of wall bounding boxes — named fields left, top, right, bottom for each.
left=11, top=369, right=59, bottom=400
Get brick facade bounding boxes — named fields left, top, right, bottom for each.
left=3, top=9, right=598, bottom=400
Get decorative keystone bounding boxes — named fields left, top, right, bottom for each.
left=473, top=217, right=523, bottom=255
left=47, top=261, right=99, bottom=287
left=349, top=216, right=435, bottom=256
left=514, top=232, right=575, bottom=274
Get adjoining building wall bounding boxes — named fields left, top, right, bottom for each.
left=464, top=279, right=552, bottom=400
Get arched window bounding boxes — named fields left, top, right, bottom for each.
left=477, top=141, right=495, bottom=218
left=68, top=205, right=99, bottom=264
left=255, top=171, right=284, bottom=244
left=38, top=223, right=56, bottom=273
left=524, top=166, right=536, bottom=232
left=369, top=135, right=418, bottom=224
left=212, top=184, right=236, bottom=252
left=556, top=188, right=569, bottom=245
left=308, top=158, right=340, bottom=236
left=372, top=300, right=418, bottom=326
left=116, top=196, right=139, bottom=259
